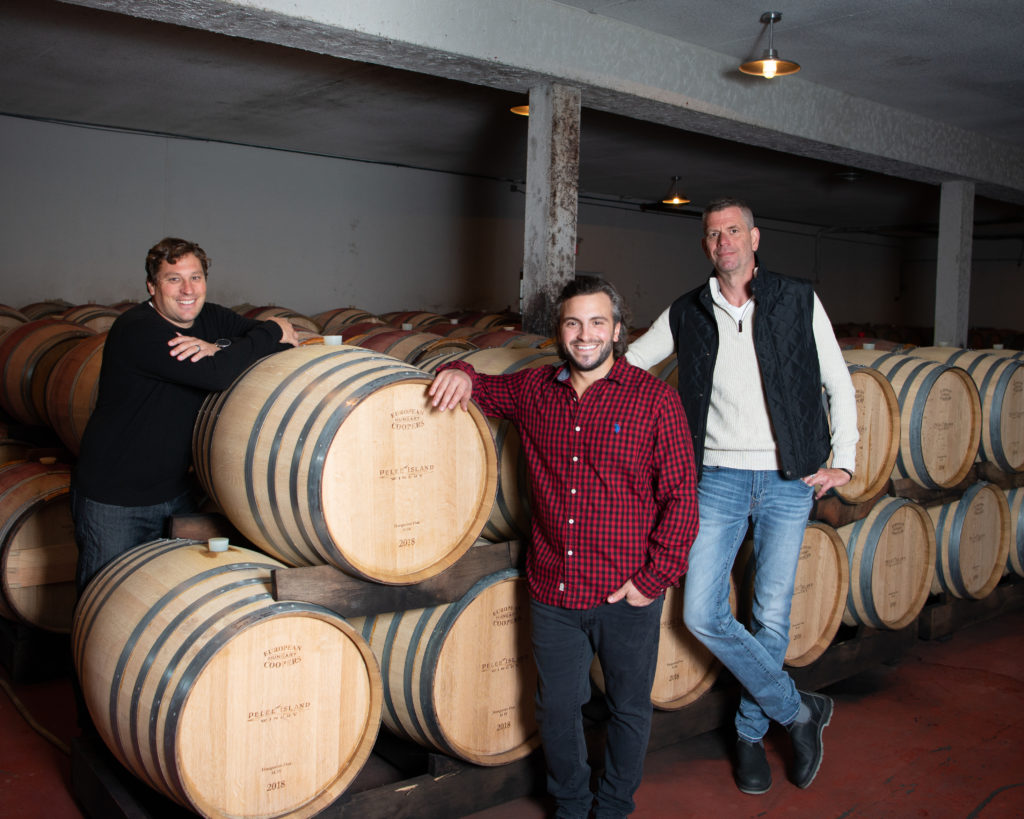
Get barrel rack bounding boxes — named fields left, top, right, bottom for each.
left=60, top=489, right=1024, bottom=819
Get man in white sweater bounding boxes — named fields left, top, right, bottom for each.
left=626, top=198, right=858, bottom=795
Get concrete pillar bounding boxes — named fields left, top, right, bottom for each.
left=933, top=180, right=975, bottom=347
left=521, top=83, right=580, bottom=336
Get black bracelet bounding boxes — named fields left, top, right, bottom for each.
left=838, top=467, right=854, bottom=479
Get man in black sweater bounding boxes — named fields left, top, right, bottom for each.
left=71, top=237, right=298, bottom=592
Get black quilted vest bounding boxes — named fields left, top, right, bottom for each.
left=669, top=266, right=831, bottom=480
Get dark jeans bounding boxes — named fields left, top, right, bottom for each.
left=530, top=596, right=664, bottom=819
left=70, top=487, right=197, bottom=593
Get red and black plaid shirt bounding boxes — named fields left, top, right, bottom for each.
left=445, top=356, right=699, bottom=608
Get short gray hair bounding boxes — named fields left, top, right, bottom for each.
left=702, top=198, right=755, bottom=230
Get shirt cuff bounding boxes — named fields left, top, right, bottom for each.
left=630, top=569, right=668, bottom=601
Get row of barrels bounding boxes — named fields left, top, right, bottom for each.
left=832, top=322, right=1024, bottom=351
left=654, top=345, right=1024, bottom=503
left=0, top=303, right=546, bottom=457
left=0, top=300, right=527, bottom=344
left=2, top=336, right=1024, bottom=631
left=2, top=320, right=1022, bottom=590
left=5, top=298, right=1021, bottom=492
left=67, top=468, right=1021, bottom=819
left=2, top=337, right=1022, bottom=819
left=10, top=300, right=1022, bottom=351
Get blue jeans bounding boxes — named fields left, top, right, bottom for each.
left=71, top=488, right=197, bottom=593
left=682, top=467, right=814, bottom=742
left=530, top=596, right=663, bottom=819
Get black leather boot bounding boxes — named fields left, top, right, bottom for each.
left=734, top=738, right=771, bottom=794
left=787, top=690, right=834, bottom=788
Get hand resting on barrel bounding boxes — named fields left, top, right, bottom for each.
left=428, top=368, right=473, bottom=412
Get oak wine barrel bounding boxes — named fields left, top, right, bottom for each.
left=324, top=319, right=387, bottom=342
left=590, top=575, right=738, bottom=710
left=734, top=523, right=848, bottom=667
left=444, top=310, right=519, bottom=330
left=314, top=308, right=378, bottom=335
left=842, top=350, right=981, bottom=489
left=927, top=482, right=1011, bottom=599
left=835, top=337, right=908, bottom=352
left=647, top=355, right=679, bottom=389
left=833, top=365, right=900, bottom=503
left=418, top=347, right=562, bottom=542
left=983, top=347, right=1024, bottom=360
left=378, top=310, right=450, bottom=330
left=911, top=347, right=1024, bottom=473
left=0, top=304, right=29, bottom=337
left=19, top=300, right=72, bottom=320
left=72, top=538, right=382, bottom=819
left=243, top=306, right=320, bottom=333
left=349, top=568, right=539, bottom=765
left=784, top=523, right=849, bottom=666
left=351, top=328, right=477, bottom=366
left=837, top=496, right=936, bottom=629
left=467, top=329, right=553, bottom=349
left=1005, top=487, right=1024, bottom=577
left=193, top=345, right=497, bottom=584
left=61, top=304, right=120, bottom=332
left=43, top=331, right=106, bottom=455
left=0, top=319, right=96, bottom=426
left=0, top=460, right=76, bottom=632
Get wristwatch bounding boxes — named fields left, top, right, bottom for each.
left=214, top=338, right=231, bottom=349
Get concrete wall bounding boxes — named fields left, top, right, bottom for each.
left=2, top=114, right=1018, bottom=335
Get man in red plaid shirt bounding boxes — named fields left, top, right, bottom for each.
left=430, top=276, right=699, bottom=818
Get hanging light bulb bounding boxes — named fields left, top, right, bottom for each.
left=661, top=176, right=690, bottom=206
left=739, top=12, right=801, bottom=78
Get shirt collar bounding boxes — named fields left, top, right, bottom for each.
left=555, top=355, right=633, bottom=386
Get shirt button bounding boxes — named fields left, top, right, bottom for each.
left=571, top=488, right=577, bottom=495
left=572, top=456, right=579, bottom=462
left=575, top=425, right=581, bottom=432
left=568, top=518, right=574, bottom=525
left=558, top=583, right=565, bottom=591
left=567, top=550, right=573, bottom=556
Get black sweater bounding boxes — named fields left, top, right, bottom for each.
left=74, top=301, right=287, bottom=505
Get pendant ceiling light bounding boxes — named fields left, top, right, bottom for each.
left=739, top=11, right=801, bottom=78
left=661, top=176, right=690, bottom=205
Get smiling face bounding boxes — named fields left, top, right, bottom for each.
left=557, top=291, right=622, bottom=378
left=702, top=205, right=760, bottom=279
left=146, top=253, right=207, bottom=328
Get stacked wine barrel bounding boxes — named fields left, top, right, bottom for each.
left=72, top=539, right=383, bottom=819
left=5, top=297, right=1024, bottom=817
left=639, top=340, right=1022, bottom=700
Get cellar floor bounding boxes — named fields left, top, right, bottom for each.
left=2, top=606, right=1022, bottom=819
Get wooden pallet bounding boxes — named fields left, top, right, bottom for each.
left=917, top=575, right=1024, bottom=641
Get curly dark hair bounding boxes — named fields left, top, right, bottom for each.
left=145, top=237, right=210, bottom=283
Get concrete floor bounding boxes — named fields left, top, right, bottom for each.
left=2, top=605, right=1023, bottom=819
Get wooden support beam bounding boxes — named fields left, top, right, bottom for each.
left=934, top=180, right=975, bottom=347
left=521, top=83, right=580, bottom=336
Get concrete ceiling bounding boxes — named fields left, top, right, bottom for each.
left=2, top=0, right=1023, bottom=234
